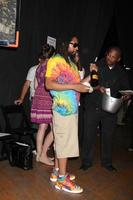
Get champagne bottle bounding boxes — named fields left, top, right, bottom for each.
left=90, top=63, right=99, bottom=87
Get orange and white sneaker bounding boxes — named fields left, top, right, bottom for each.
left=50, top=169, right=75, bottom=182
left=55, top=175, right=83, bottom=194
left=50, top=169, right=59, bottom=182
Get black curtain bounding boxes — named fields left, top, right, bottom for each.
left=0, top=0, right=132, bottom=129
left=115, top=1, right=133, bottom=68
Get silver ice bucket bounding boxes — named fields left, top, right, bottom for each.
left=102, top=93, right=122, bottom=114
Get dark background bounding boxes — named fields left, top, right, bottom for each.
left=0, top=0, right=132, bottom=129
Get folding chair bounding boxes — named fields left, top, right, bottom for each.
left=0, top=124, right=13, bottom=160
left=0, top=104, right=37, bottom=150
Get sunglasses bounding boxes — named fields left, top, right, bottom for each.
left=69, top=42, right=78, bottom=48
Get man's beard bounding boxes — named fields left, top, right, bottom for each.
left=68, top=53, right=75, bottom=62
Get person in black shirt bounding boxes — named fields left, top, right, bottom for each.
left=80, top=46, right=130, bottom=171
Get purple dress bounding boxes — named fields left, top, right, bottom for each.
left=31, top=63, right=52, bottom=124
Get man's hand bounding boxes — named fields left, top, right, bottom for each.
left=99, top=86, right=106, bottom=93
left=90, top=63, right=98, bottom=72
left=73, top=83, right=92, bottom=93
left=122, top=94, right=131, bottom=101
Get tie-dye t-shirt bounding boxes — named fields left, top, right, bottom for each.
left=46, top=54, right=80, bottom=116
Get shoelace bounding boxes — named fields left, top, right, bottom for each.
left=63, top=177, right=75, bottom=189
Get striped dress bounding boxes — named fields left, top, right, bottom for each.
left=31, top=63, right=52, bottom=124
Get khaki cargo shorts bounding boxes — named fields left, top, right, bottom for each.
left=53, top=111, right=79, bottom=158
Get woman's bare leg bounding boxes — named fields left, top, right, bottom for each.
left=39, top=124, right=54, bottom=165
left=39, top=131, right=54, bottom=165
left=36, top=123, right=48, bottom=161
